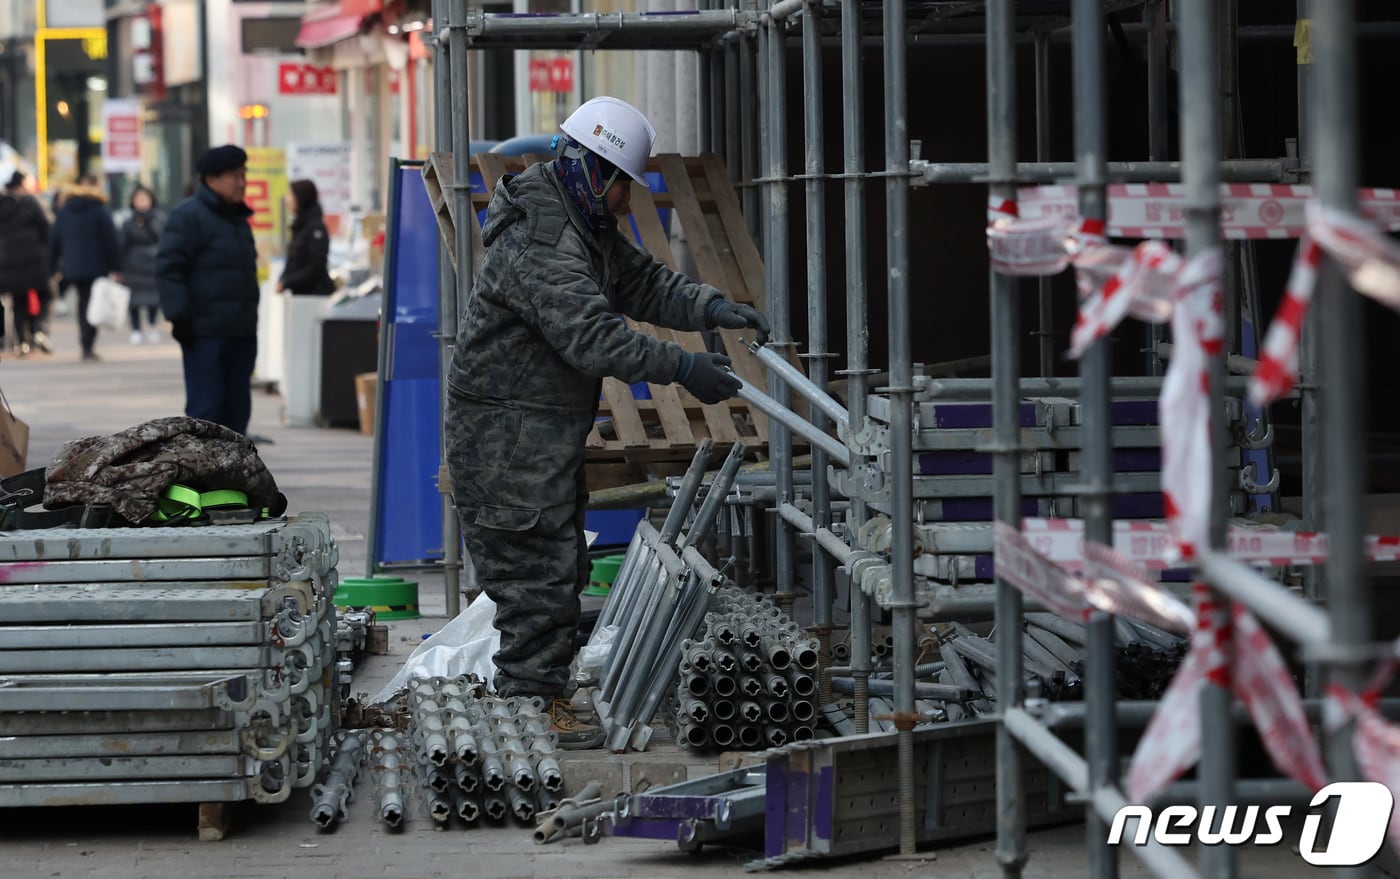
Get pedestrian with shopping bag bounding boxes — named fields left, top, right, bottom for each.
left=0, top=170, right=52, bottom=356
left=49, top=174, right=121, bottom=361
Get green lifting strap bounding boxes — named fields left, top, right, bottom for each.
left=150, top=485, right=251, bottom=523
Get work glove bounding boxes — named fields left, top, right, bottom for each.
left=707, top=299, right=771, bottom=346
left=675, top=352, right=742, bottom=405
left=171, top=319, right=194, bottom=346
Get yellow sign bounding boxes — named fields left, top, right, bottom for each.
left=244, top=147, right=288, bottom=279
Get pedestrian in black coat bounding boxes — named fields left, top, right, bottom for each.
left=157, top=145, right=260, bottom=435
left=277, top=179, right=335, bottom=296
left=0, top=171, right=51, bottom=354
left=120, top=185, right=166, bottom=344
left=49, top=174, right=121, bottom=360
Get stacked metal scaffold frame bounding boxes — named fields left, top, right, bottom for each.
left=0, top=514, right=339, bottom=817
left=427, top=2, right=1394, bottom=875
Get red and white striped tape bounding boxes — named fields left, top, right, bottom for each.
left=1249, top=237, right=1322, bottom=408
left=1326, top=655, right=1400, bottom=852
left=1016, top=184, right=1400, bottom=240
left=1082, top=541, right=1195, bottom=635
left=1020, top=518, right=1400, bottom=569
left=1067, top=241, right=1180, bottom=359
left=992, top=521, right=1091, bottom=622
left=1127, top=585, right=1327, bottom=803
left=1158, top=249, right=1224, bottom=563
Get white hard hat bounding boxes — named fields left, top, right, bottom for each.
left=559, top=96, right=656, bottom=183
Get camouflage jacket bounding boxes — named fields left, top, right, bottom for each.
left=446, top=162, right=721, bottom=412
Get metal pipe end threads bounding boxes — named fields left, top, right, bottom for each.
left=712, top=723, right=737, bottom=748
left=737, top=725, right=761, bottom=748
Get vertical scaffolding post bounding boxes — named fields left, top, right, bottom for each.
left=1296, top=0, right=1326, bottom=700
left=741, top=9, right=760, bottom=239
left=840, top=0, right=873, bottom=734
left=800, top=0, right=834, bottom=700
left=438, top=0, right=467, bottom=617
left=725, top=33, right=742, bottom=180
left=1179, top=3, right=1235, bottom=878
left=765, top=11, right=795, bottom=612
left=989, top=1, right=1027, bottom=876
left=1146, top=0, right=1170, bottom=377
left=1033, top=30, right=1055, bottom=378
left=1313, top=0, right=1371, bottom=813
left=881, top=0, right=918, bottom=857
left=1070, top=1, right=1116, bottom=876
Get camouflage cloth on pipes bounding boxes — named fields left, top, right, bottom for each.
left=44, top=415, right=285, bottom=523
left=445, top=161, right=720, bottom=698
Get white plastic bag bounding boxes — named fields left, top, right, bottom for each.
left=577, top=624, right=618, bottom=682
left=369, top=593, right=501, bottom=705
left=86, top=276, right=131, bottom=331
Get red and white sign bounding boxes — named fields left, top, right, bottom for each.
left=101, top=99, right=143, bottom=175
left=1015, top=184, right=1400, bottom=240
left=279, top=63, right=338, bottom=96
left=528, top=57, right=575, bottom=93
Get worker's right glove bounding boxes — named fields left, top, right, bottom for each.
left=675, top=352, right=742, bottom=405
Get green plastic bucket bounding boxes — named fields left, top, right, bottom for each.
left=334, top=576, right=420, bottom=620
left=584, top=554, right=626, bottom=597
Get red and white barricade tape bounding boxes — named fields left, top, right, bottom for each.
left=1020, top=517, right=1400, bottom=569
left=1326, top=651, right=1400, bottom=851
left=1127, top=584, right=1328, bottom=803
left=1250, top=203, right=1400, bottom=407
left=1082, top=541, right=1195, bottom=635
left=992, top=521, right=1091, bottom=622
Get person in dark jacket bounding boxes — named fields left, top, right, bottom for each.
left=49, top=174, right=121, bottom=360
left=0, top=171, right=52, bottom=355
left=157, top=145, right=260, bottom=435
left=444, top=97, right=769, bottom=747
left=120, top=185, right=166, bottom=345
left=277, top=179, right=335, bottom=296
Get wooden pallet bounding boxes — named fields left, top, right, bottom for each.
left=422, top=152, right=805, bottom=481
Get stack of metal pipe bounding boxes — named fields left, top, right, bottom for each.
left=369, top=728, right=408, bottom=829
left=592, top=441, right=746, bottom=753
left=0, top=513, right=339, bottom=810
left=309, top=729, right=367, bottom=830
left=673, top=586, right=819, bottom=750
left=405, top=675, right=565, bottom=828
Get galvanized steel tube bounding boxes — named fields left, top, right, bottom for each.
left=1072, top=0, right=1118, bottom=875
left=1313, top=0, right=1372, bottom=820
left=750, top=344, right=850, bottom=430
left=735, top=379, right=854, bottom=467
left=989, top=0, right=1028, bottom=873
left=840, top=0, right=872, bottom=737
left=660, top=439, right=718, bottom=544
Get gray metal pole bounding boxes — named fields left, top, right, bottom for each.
left=1146, top=0, right=1169, bottom=377
left=438, top=0, right=467, bottom=617
left=1071, top=1, right=1116, bottom=876
left=840, top=0, right=873, bottom=736
left=765, top=11, right=795, bottom=616
left=801, top=0, right=834, bottom=694
left=1313, top=3, right=1372, bottom=859
left=741, top=14, right=760, bottom=240
left=1179, top=3, right=1234, bottom=878
left=990, top=2, right=1027, bottom=876
left=725, top=35, right=742, bottom=180
left=883, top=0, right=918, bottom=858
left=1034, top=31, right=1054, bottom=379
left=1296, top=0, right=1326, bottom=700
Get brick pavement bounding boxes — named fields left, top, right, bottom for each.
left=0, top=316, right=1319, bottom=878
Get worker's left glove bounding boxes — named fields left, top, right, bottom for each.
left=707, top=299, right=771, bottom=346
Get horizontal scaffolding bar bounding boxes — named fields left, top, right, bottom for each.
left=913, top=158, right=1296, bottom=185
left=751, top=345, right=852, bottom=431
left=459, top=9, right=745, bottom=50
left=1196, top=551, right=1330, bottom=648
left=736, top=378, right=854, bottom=468
left=775, top=501, right=858, bottom=566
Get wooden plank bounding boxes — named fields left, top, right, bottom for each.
left=198, top=802, right=230, bottom=842
left=600, top=377, right=651, bottom=448
left=701, top=153, right=769, bottom=312
left=476, top=153, right=513, bottom=192
left=644, top=381, right=696, bottom=447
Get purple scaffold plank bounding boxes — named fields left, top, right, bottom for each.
left=926, top=402, right=1039, bottom=430
left=1112, top=493, right=1165, bottom=519
left=1110, top=399, right=1160, bottom=425
left=785, top=756, right=810, bottom=854
left=609, top=818, right=690, bottom=841
left=814, top=765, right=835, bottom=850
left=1113, top=449, right=1162, bottom=472
left=630, top=794, right=720, bottom=820
left=765, top=757, right=787, bottom=858
left=974, top=555, right=995, bottom=580
left=917, top=451, right=993, bottom=476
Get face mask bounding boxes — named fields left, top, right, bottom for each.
left=552, top=137, right=619, bottom=231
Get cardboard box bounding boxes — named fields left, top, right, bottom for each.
left=355, top=372, right=377, bottom=436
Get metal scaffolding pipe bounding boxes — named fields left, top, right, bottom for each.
left=659, top=439, right=717, bottom=545
left=735, top=379, right=853, bottom=467
left=882, top=0, right=918, bottom=858
left=841, top=0, right=873, bottom=737
left=1034, top=31, right=1055, bottom=379
left=1197, top=552, right=1330, bottom=648
left=1315, top=0, right=1371, bottom=806
left=751, top=344, right=850, bottom=430
left=912, top=159, right=1293, bottom=186
left=465, top=8, right=744, bottom=39
left=775, top=501, right=857, bottom=567
left=768, top=0, right=804, bottom=22
left=1179, top=3, right=1236, bottom=876
left=1071, top=0, right=1118, bottom=875
left=917, top=375, right=1258, bottom=399
left=988, top=0, right=1027, bottom=875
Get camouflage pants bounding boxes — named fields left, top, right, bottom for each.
left=445, top=393, right=593, bottom=698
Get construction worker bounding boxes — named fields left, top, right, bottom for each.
left=445, top=96, right=770, bottom=747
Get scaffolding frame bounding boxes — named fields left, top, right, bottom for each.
left=426, top=2, right=1379, bottom=874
